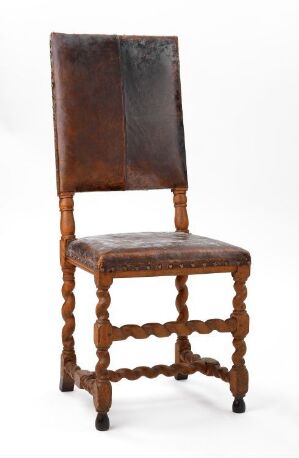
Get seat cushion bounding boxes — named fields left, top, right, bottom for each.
left=66, top=232, right=250, bottom=272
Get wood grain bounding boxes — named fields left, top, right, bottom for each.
left=172, top=188, right=191, bottom=379
left=112, top=318, right=235, bottom=341
left=107, top=357, right=230, bottom=382
left=229, top=265, right=250, bottom=399
left=93, top=275, right=113, bottom=414
left=59, top=193, right=76, bottom=391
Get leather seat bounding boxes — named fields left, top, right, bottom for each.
left=67, top=232, right=251, bottom=273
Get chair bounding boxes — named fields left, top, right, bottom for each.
left=50, top=33, right=251, bottom=431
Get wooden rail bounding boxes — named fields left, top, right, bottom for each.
left=112, top=318, right=235, bottom=341
left=65, top=352, right=230, bottom=388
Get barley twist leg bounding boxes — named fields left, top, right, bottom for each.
left=59, top=264, right=76, bottom=392
left=174, top=275, right=191, bottom=380
left=93, top=276, right=113, bottom=431
left=230, top=266, right=250, bottom=413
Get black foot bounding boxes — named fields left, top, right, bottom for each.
left=59, top=374, right=74, bottom=392
left=175, top=373, right=188, bottom=381
left=95, top=412, right=110, bottom=431
left=232, top=397, right=246, bottom=413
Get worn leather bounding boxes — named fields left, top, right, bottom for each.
left=66, top=232, right=251, bottom=272
left=50, top=34, right=187, bottom=193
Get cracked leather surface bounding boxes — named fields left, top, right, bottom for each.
left=66, top=232, right=251, bottom=272
left=50, top=33, right=187, bottom=193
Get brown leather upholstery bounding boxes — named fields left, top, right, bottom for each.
left=66, top=232, right=251, bottom=272
left=50, top=34, right=187, bottom=194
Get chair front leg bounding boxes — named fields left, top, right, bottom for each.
left=60, top=264, right=76, bottom=391
left=230, top=265, right=250, bottom=413
left=174, top=275, right=191, bottom=380
left=93, top=275, right=113, bottom=431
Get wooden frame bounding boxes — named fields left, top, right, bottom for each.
left=58, top=188, right=250, bottom=430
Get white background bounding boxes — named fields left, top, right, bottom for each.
left=0, top=0, right=299, bottom=456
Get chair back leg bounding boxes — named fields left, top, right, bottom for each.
left=59, top=264, right=76, bottom=392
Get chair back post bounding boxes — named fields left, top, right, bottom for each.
left=59, top=192, right=75, bottom=267
left=172, top=188, right=189, bottom=233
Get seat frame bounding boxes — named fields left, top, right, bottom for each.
left=59, top=187, right=250, bottom=431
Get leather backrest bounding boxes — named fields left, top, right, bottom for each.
left=50, top=33, right=188, bottom=193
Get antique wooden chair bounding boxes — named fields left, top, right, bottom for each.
left=50, top=33, right=251, bottom=431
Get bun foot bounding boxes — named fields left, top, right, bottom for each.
left=95, top=412, right=110, bottom=431
left=232, top=397, right=246, bottom=413
left=175, top=373, right=188, bottom=381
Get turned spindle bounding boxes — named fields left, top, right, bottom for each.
left=172, top=188, right=191, bottom=379
left=172, top=187, right=189, bottom=233
left=93, top=275, right=113, bottom=431
left=59, top=192, right=76, bottom=391
left=230, top=265, right=250, bottom=413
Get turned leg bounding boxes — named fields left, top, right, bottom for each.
left=230, top=265, right=250, bottom=413
left=60, top=264, right=76, bottom=392
left=93, top=275, right=113, bottom=431
left=174, top=275, right=191, bottom=380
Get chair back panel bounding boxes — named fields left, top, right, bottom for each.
left=51, top=33, right=188, bottom=193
